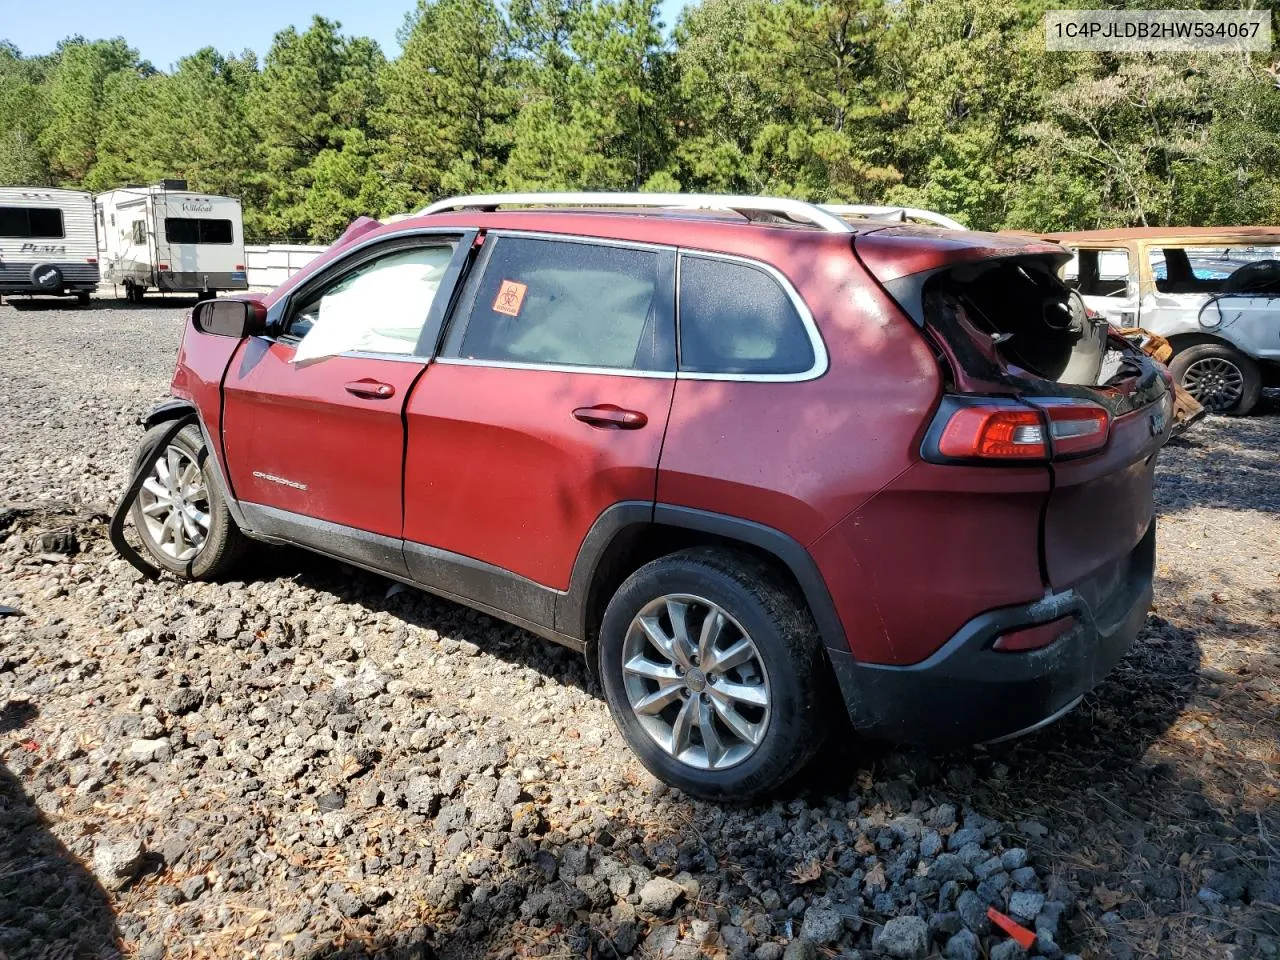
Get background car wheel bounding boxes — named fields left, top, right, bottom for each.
left=599, top=547, right=831, bottom=802
left=130, top=423, right=247, bottom=580
left=1170, top=342, right=1261, bottom=416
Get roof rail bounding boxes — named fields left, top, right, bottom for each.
left=418, top=192, right=854, bottom=234
left=820, top=204, right=965, bottom=231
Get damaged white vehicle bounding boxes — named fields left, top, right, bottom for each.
left=1042, top=227, right=1280, bottom=415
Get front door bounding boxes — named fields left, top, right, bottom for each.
left=221, top=235, right=468, bottom=572
left=402, top=231, right=678, bottom=590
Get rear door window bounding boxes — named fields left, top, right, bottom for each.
left=165, top=218, right=234, bottom=244
left=444, top=236, right=674, bottom=372
left=677, top=254, right=816, bottom=376
left=1150, top=244, right=1280, bottom=292
left=0, top=206, right=64, bottom=239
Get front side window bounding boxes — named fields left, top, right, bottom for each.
left=165, top=217, right=233, bottom=245
left=445, top=236, right=670, bottom=371
left=677, top=255, right=815, bottom=375
left=0, top=206, right=65, bottom=239
left=1064, top=248, right=1131, bottom=298
left=287, top=243, right=456, bottom=363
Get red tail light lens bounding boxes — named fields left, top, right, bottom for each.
left=158, top=263, right=170, bottom=271
left=927, top=397, right=1112, bottom=463
left=1035, top=400, right=1111, bottom=457
left=86, top=257, right=97, bottom=264
left=937, top=406, right=1047, bottom=460
left=235, top=264, right=245, bottom=270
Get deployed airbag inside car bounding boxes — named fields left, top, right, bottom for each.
left=292, top=245, right=454, bottom=363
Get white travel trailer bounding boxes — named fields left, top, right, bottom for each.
left=96, top=180, right=248, bottom=301
left=0, top=187, right=100, bottom=305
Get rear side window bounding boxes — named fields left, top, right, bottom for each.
left=446, top=236, right=671, bottom=371
left=677, top=255, right=815, bottom=375
left=165, top=218, right=234, bottom=244
left=0, top=206, right=64, bottom=239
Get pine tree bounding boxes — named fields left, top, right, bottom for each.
left=247, top=17, right=385, bottom=239
left=377, top=0, right=513, bottom=211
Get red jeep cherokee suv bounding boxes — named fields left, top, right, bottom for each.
left=123, top=193, right=1171, bottom=800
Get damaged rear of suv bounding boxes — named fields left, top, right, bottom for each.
left=840, top=227, right=1172, bottom=747
left=115, top=194, right=1171, bottom=800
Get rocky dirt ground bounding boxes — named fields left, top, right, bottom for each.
left=0, top=297, right=1277, bottom=960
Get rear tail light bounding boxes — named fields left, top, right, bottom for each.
left=235, top=264, right=245, bottom=270
left=158, top=263, right=170, bottom=271
left=1032, top=400, right=1111, bottom=457
left=938, top=406, right=1046, bottom=460
left=926, top=397, right=1111, bottom=463
left=993, top=615, right=1077, bottom=652
left=86, top=257, right=97, bottom=264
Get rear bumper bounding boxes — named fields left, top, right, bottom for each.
left=157, top=271, right=249, bottom=292
left=0, top=282, right=98, bottom=294
left=831, top=519, right=1155, bottom=748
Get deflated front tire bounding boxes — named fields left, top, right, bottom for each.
left=130, top=422, right=247, bottom=580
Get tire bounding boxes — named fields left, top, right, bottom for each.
left=598, top=547, right=830, bottom=802
left=76, top=290, right=91, bottom=306
left=129, top=423, right=247, bottom=579
left=1169, top=342, right=1262, bottom=416
left=30, top=263, right=61, bottom=291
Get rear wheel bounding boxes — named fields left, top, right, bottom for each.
left=130, top=423, right=247, bottom=579
left=598, top=548, right=830, bottom=801
left=1170, top=342, right=1261, bottom=415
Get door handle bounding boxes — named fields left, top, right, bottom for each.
left=572, top=405, right=648, bottom=429
left=344, top=379, right=396, bottom=400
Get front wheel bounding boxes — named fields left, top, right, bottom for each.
left=1170, top=342, right=1262, bottom=416
left=130, top=422, right=247, bottom=579
left=598, top=548, right=830, bottom=802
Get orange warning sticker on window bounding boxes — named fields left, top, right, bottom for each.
left=492, top=280, right=528, bottom=317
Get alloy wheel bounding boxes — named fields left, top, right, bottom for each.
left=137, top=445, right=211, bottom=562
left=1182, top=357, right=1244, bottom=412
left=621, top=594, right=771, bottom=771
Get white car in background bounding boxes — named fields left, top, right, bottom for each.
left=1040, top=227, right=1280, bottom=415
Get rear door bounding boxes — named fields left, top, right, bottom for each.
left=221, top=231, right=472, bottom=572
left=402, top=231, right=677, bottom=591
left=156, top=195, right=245, bottom=289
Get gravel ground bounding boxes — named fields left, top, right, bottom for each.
left=1, top=298, right=1277, bottom=960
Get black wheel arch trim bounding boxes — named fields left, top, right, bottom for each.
left=141, top=399, right=251, bottom=533
left=557, top=501, right=849, bottom=657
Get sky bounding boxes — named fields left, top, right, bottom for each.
left=2, top=0, right=691, bottom=69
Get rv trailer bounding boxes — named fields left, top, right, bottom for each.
left=96, top=180, right=248, bottom=301
left=0, top=187, right=100, bottom=305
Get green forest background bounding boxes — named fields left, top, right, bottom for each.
left=2, top=0, right=1278, bottom=241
